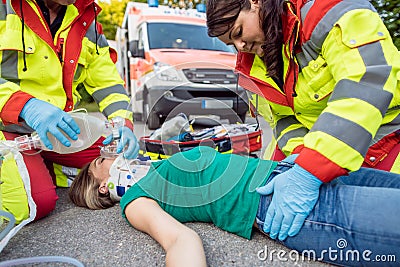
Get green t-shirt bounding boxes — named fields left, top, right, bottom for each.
left=120, top=146, right=277, bottom=239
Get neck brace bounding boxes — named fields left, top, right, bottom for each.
left=107, top=155, right=151, bottom=202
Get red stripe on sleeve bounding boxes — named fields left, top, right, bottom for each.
left=0, top=91, right=33, bottom=125
left=302, top=0, right=342, bottom=40
left=124, top=119, right=134, bottom=131
left=295, top=147, right=348, bottom=182
left=292, top=144, right=304, bottom=155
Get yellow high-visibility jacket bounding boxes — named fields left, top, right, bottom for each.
left=0, top=0, right=132, bottom=132
left=237, top=0, right=400, bottom=182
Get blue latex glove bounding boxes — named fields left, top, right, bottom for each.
left=103, top=126, right=139, bottom=159
left=281, top=154, right=299, bottom=164
left=256, top=164, right=322, bottom=241
left=19, top=98, right=80, bottom=150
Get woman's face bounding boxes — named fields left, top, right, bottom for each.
left=89, top=157, right=115, bottom=184
left=218, top=1, right=265, bottom=57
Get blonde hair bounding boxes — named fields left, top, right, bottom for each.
left=69, top=163, right=115, bottom=210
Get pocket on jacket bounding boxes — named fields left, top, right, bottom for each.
left=0, top=30, right=35, bottom=54
left=306, top=56, right=335, bottom=102
left=337, top=10, right=386, bottom=49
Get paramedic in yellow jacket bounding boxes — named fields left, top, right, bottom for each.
left=0, top=0, right=139, bottom=223
left=207, top=0, right=400, bottom=241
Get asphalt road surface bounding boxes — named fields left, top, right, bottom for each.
left=0, top=114, right=332, bottom=267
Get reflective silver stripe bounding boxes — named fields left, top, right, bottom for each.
left=6, top=1, right=15, bottom=15
left=300, top=0, right=315, bottom=25
left=359, top=42, right=386, bottom=66
left=388, top=113, right=400, bottom=125
left=1, top=50, right=20, bottom=85
left=297, top=0, right=376, bottom=66
left=310, top=112, right=372, bottom=156
left=277, top=127, right=308, bottom=149
left=102, top=101, right=129, bottom=117
left=372, top=112, right=400, bottom=142
left=1, top=122, right=34, bottom=134
left=0, top=3, right=6, bottom=20
left=358, top=42, right=392, bottom=88
left=98, top=34, right=109, bottom=48
left=295, top=51, right=307, bottom=70
left=92, top=84, right=127, bottom=103
left=275, top=115, right=302, bottom=137
left=85, top=22, right=109, bottom=48
left=361, top=65, right=393, bottom=89
left=74, top=64, right=83, bottom=80
left=373, top=124, right=399, bottom=144
left=329, top=79, right=393, bottom=117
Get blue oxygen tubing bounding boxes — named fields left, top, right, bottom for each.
left=0, top=110, right=126, bottom=266
left=0, top=211, right=15, bottom=241
left=0, top=256, right=84, bottom=267
left=0, top=140, right=37, bottom=254
left=0, top=210, right=83, bottom=267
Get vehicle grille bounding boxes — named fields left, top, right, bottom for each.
left=187, top=90, right=238, bottom=98
left=182, top=68, right=237, bottom=84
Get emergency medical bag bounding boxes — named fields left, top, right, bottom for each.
left=139, top=124, right=263, bottom=160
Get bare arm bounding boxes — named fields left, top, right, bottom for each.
left=125, top=197, right=207, bottom=267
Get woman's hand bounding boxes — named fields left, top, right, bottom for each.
left=256, top=164, right=322, bottom=241
left=19, top=98, right=80, bottom=150
left=103, top=126, right=139, bottom=159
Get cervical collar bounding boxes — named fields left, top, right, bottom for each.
left=107, top=155, right=151, bottom=202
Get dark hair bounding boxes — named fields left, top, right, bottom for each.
left=69, top=163, right=115, bottom=210
left=206, top=0, right=284, bottom=81
left=206, top=0, right=251, bottom=38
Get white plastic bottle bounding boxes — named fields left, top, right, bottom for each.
left=15, top=112, right=115, bottom=154
left=150, top=113, right=190, bottom=141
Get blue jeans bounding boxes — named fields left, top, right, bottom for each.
left=256, top=163, right=400, bottom=266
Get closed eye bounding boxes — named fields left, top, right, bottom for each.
left=94, top=157, right=105, bottom=167
left=235, top=27, right=242, bottom=38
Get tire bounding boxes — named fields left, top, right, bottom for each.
left=143, top=93, right=160, bottom=130
left=147, top=110, right=160, bottom=130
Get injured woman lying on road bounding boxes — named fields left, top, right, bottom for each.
left=69, top=146, right=400, bottom=267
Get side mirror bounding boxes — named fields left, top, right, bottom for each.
left=129, top=40, right=145, bottom=58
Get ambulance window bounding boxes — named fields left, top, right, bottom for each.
left=147, top=22, right=235, bottom=53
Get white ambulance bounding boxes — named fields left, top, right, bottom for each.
left=115, top=1, right=248, bottom=129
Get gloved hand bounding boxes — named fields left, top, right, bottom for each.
left=19, top=98, right=80, bottom=150
left=256, top=164, right=322, bottom=241
left=103, top=126, right=139, bottom=159
left=281, top=154, right=299, bottom=164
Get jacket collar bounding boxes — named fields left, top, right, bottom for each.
left=73, top=0, right=97, bottom=15
left=11, top=0, right=98, bottom=19
left=10, top=0, right=100, bottom=49
left=282, top=0, right=301, bottom=50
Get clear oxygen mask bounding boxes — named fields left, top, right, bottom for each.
left=100, top=140, right=119, bottom=158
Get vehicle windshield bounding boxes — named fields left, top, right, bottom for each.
left=147, top=22, right=235, bottom=53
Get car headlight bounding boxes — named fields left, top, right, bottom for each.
left=153, top=62, right=182, bottom=81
